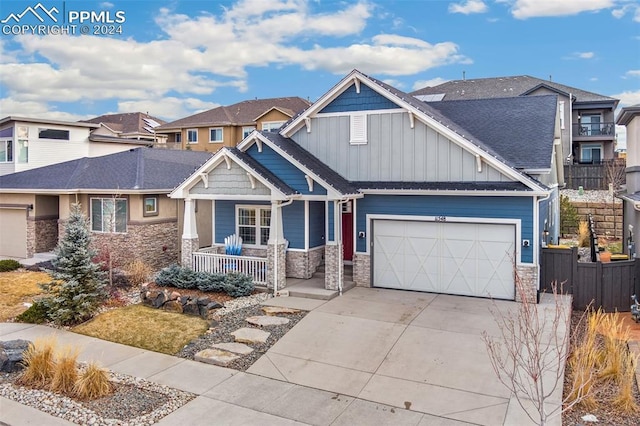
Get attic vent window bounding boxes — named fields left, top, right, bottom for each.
left=350, top=113, right=367, bottom=145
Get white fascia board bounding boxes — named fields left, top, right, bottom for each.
left=187, top=194, right=277, bottom=201
left=523, top=168, right=552, bottom=174
left=280, top=70, right=362, bottom=136
left=359, top=188, right=550, bottom=197
left=0, top=189, right=172, bottom=195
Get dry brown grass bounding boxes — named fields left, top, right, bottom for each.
left=125, top=260, right=152, bottom=286
left=73, top=362, right=112, bottom=400
left=613, top=350, right=640, bottom=413
left=18, top=337, right=57, bottom=388
left=50, top=346, right=79, bottom=395
left=599, top=312, right=630, bottom=383
left=578, top=220, right=590, bottom=248
left=72, top=304, right=210, bottom=354
left=0, top=271, right=50, bottom=321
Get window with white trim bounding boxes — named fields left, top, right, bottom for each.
left=0, top=139, right=12, bottom=162
left=350, top=113, right=367, bottom=144
left=187, top=129, right=198, bottom=144
left=38, top=128, right=69, bottom=140
left=175, top=132, right=182, bottom=143
left=242, top=126, right=256, bottom=138
left=209, top=127, right=223, bottom=143
left=237, top=206, right=271, bottom=246
left=262, top=121, right=285, bottom=132
left=143, top=195, right=158, bottom=216
left=91, top=198, right=127, bottom=233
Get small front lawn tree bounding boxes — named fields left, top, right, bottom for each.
left=41, top=203, right=107, bottom=325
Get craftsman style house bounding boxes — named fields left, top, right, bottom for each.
left=412, top=76, right=619, bottom=165
left=171, top=70, right=562, bottom=302
left=155, top=97, right=311, bottom=151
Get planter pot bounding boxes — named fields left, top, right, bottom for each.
left=599, top=252, right=612, bottom=263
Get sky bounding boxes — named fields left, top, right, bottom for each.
left=0, top=0, right=639, bottom=131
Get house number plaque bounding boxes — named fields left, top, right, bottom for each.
left=435, top=216, right=447, bottom=222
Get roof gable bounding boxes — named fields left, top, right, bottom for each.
left=319, top=83, right=399, bottom=113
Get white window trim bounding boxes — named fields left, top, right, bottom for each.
left=580, top=143, right=603, bottom=162
left=0, top=138, right=12, bottom=163
left=558, top=101, right=565, bottom=130
left=209, top=127, right=224, bottom=143
left=187, top=129, right=198, bottom=144
left=90, top=197, right=128, bottom=234
left=143, top=195, right=159, bottom=216
left=242, top=126, right=256, bottom=138
left=262, top=121, right=285, bottom=132
left=235, top=204, right=271, bottom=248
left=350, top=113, right=367, bottom=145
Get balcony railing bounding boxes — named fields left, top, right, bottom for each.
left=573, top=122, right=615, bottom=137
left=193, top=248, right=268, bottom=287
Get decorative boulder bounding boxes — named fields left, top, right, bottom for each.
left=183, top=300, right=200, bottom=316
left=0, top=340, right=32, bottom=373
left=163, top=300, right=183, bottom=313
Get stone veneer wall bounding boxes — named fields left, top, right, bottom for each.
left=353, top=253, right=371, bottom=287
left=324, top=244, right=343, bottom=291
left=33, top=218, right=58, bottom=253
left=267, top=243, right=286, bottom=290
left=570, top=201, right=623, bottom=239
left=286, top=246, right=324, bottom=279
left=516, top=264, right=538, bottom=304
left=59, top=219, right=181, bottom=271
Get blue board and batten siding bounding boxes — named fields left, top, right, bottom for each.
left=214, top=200, right=308, bottom=250
left=319, top=84, right=398, bottom=113
left=245, top=144, right=326, bottom=195
left=356, top=195, right=535, bottom=263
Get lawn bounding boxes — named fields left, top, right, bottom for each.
left=0, top=271, right=50, bottom=321
left=72, top=304, right=210, bottom=354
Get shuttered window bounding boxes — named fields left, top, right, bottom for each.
left=350, top=113, right=367, bottom=144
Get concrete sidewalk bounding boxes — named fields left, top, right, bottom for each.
left=0, top=322, right=461, bottom=426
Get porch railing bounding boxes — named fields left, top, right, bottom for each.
left=192, top=249, right=268, bottom=287
left=572, top=122, right=615, bottom=137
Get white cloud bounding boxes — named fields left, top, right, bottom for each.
left=118, top=98, right=220, bottom=121
left=612, top=3, right=640, bottom=21
left=612, top=89, right=640, bottom=107
left=626, top=70, right=640, bottom=77
left=449, top=1, right=488, bottom=15
left=412, top=77, right=449, bottom=91
left=100, top=2, right=115, bottom=9
left=590, top=77, right=598, bottom=81
left=382, top=79, right=404, bottom=89
left=1, top=0, right=470, bottom=118
left=0, top=97, right=92, bottom=121
left=563, top=51, right=595, bottom=60
left=507, top=0, right=615, bottom=19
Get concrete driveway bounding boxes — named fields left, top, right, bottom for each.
left=251, top=287, right=566, bottom=426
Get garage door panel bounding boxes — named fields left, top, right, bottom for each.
left=0, top=209, right=28, bottom=258
left=373, top=219, right=515, bottom=300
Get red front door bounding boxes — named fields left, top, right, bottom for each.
left=342, top=201, right=353, bottom=261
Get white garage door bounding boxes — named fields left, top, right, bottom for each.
left=373, top=219, right=515, bottom=300
left=0, top=208, right=28, bottom=259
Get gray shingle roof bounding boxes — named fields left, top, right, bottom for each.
left=410, top=75, right=618, bottom=104
left=222, top=147, right=297, bottom=196
left=427, top=95, right=558, bottom=170
left=259, top=132, right=360, bottom=196
left=82, top=112, right=167, bottom=136
left=157, top=97, right=311, bottom=130
left=0, top=148, right=212, bottom=192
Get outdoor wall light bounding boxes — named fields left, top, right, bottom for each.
left=358, top=231, right=365, bottom=239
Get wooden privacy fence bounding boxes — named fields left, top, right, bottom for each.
left=540, top=247, right=639, bottom=311
left=563, top=160, right=626, bottom=190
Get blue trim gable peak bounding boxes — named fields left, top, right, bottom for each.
left=319, top=83, right=399, bottom=113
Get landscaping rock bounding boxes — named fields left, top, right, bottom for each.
left=230, top=328, right=270, bottom=344
left=180, top=296, right=189, bottom=305
left=207, top=301, right=223, bottom=310
left=246, top=315, right=290, bottom=327
left=163, top=300, right=183, bottom=313
left=183, top=300, right=200, bottom=316
left=194, top=348, right=240, bottom=367
left=168, top=291, right=181, bottom=301
left=262, top=306, right=301, bottom=316
left=211, top=342, right=254, bottom=355
left=198, top=304, right=208, bottom=318
left=197, top=297, right=211, bottom=306
left=152, top=291, right=168, bottom=308
left=0, top=339, right=31, bottom=372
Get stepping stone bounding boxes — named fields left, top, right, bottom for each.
left=262, top=306, right=301, bottom=316
left=194, top=348, right=240, bottom=367
left=211, top=342, right=254, bottom=355
left=231, top=328, right=270, bottom=344
left=246, top=315, right=290, bottom=327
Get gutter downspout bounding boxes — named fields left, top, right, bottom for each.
left=273, top=198, right=295, bottom=297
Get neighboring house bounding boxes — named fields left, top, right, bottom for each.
left=155, top=97, right=311, bottom=151
left=171, top=70, right=562, bottom=303
left=616, top=104, right=640, bottom=257
left=0, top=116, right=153, bottom=176
left=412, top=75, right=619, bottom=165
left=82, top=112, right=169, bottom=145
left=0, top=148, right=212, bottom=268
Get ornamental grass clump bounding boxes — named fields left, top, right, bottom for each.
left=613, top=349, right=640, bottom=413
left=18, top=337, right=57, bottom=388
left=578, top=220, right=590, bottom=248
left=125, top=260, right=152, bottom=286
left=73, top=362, right=112, bottom=400
left=598, top=312, right=630, bottom=383
left=50, top=346, right=79, bottom=395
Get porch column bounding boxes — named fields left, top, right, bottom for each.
left=181, top=198, right=199, bottom=268
left=325, top=200, right=343, bottom=291
left=267, top=200, right=287, bottom=291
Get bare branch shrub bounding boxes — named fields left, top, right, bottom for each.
left=482, top=278, right=592, bottom=425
